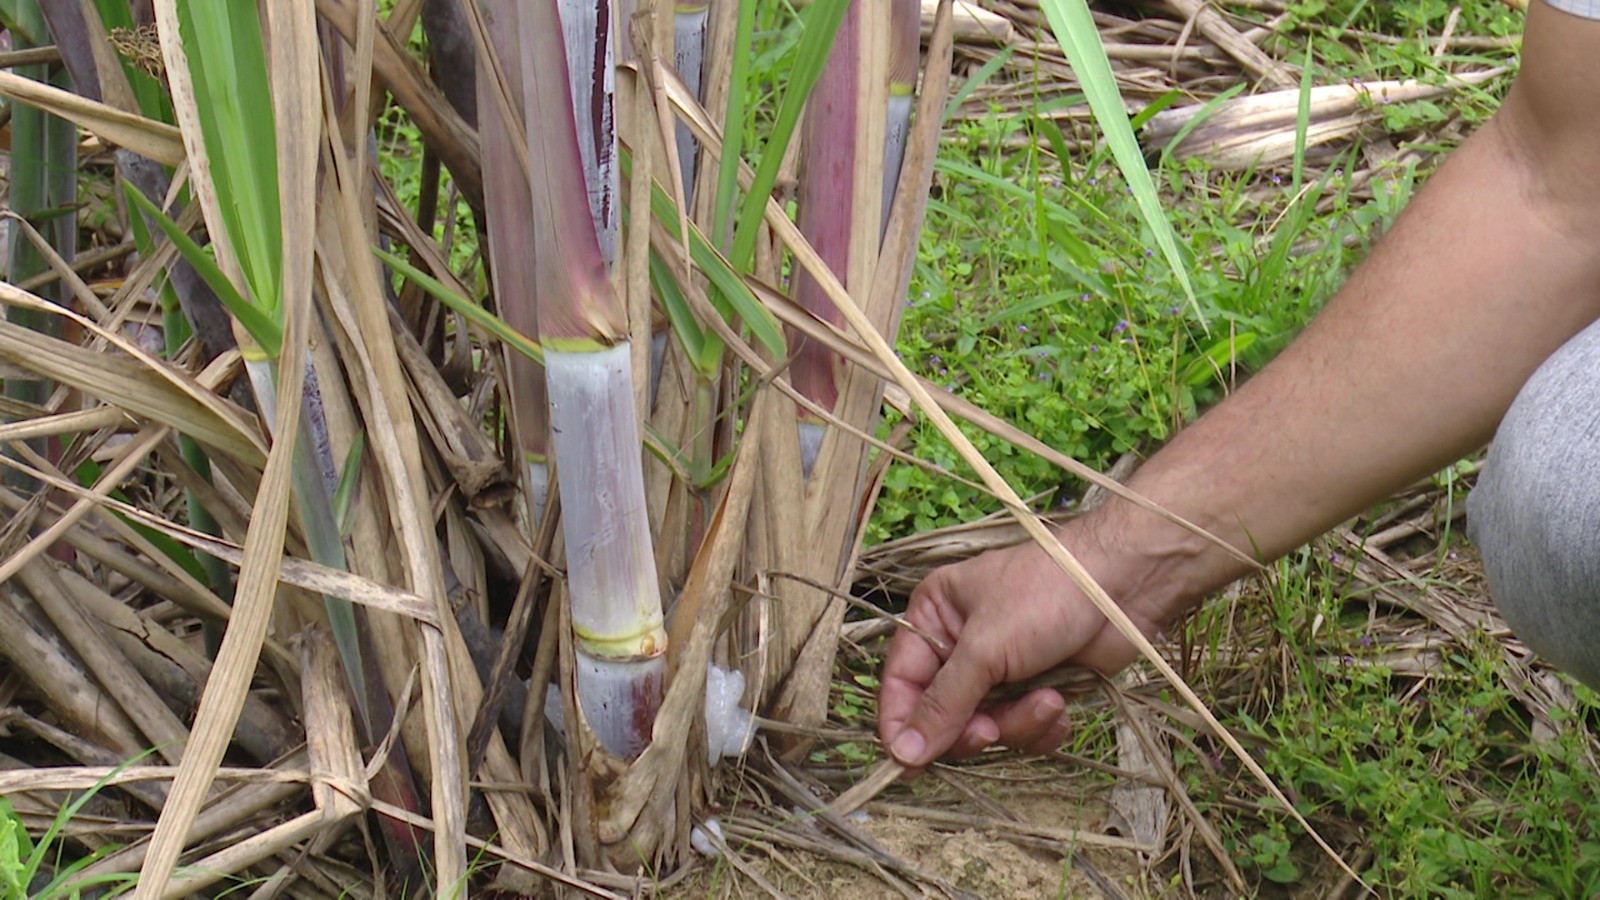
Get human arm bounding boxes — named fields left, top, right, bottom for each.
left=878, top=2, right=1600, bottom=769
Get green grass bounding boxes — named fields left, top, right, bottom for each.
left=867, top=0, right=1521, bottom=542
left=1182, top=544, right=1600, bottom=895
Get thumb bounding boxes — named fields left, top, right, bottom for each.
left=887, top=639, right=998, bottom=768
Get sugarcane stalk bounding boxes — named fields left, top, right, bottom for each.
left=522, top=0, right=666, bottom=759
left=790, top=2, right=873, bottom=478
left=557, top=0, right=620, bottom=267
left=883, top=0, right=919, bottom=238
left=672, top=2, right=708, bottom=204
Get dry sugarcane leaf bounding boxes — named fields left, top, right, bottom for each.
left=14, top=560, right=192, bottom=765
left=299, top=625, right=371, bottom=818
left=0, top=765, right=311, bottom=795
left=315, top=0, right=483, bottom=207
left=69, top=752, right=310, bottom=887
left=56, top=564, right=298, bottom=763
left=0, top=425, right=167, bottom=590
left=3, top=211, right=112, bottom=320
left=1162, top=0, right=1297, bottom=88
left=0, top=595, right=146, bottom=755
left=388, top=304, right=513, bottom=500
left=0, top=406, right=132, bottom=445
left=0, top=69, right=184, bottom=165
left=318, top=97, right=546, bottom=879
left=922, top=0, right=1017, bottom=43
left=159, top=809, right=329, bottom=900
left=0, top=289, right=266, bottom=467
left=1146, top=70, right=1506, bottom=167
left=135, top=2, right=323, bottom=892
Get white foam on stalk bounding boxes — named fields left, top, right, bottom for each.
left=690, top=818, right=725, bottom=857
left=704, top=663, right=753, bottom=764
left=881, top=92, right=914, bottom=241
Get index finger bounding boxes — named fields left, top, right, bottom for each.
left=876, top=588, right=955, bottom=746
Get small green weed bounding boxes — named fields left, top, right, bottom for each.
left=0, top=780, right=138, bottom=899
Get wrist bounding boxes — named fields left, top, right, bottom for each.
left=1060, top=491, right=1239, bottom=634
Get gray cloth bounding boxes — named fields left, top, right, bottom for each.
left=1545, top=0, right=1600, bottom=20
left=1469, top=317, right=1600, bottom=688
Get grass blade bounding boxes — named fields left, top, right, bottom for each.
left=1036, top=0, right=1201, bottom=324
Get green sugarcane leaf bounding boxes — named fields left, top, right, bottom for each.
left=649, top=250, right=710, bottom=373
left=124, top=182, right=282, bottom=357
left=710, top=0, right=757, bottom=251
left=1036, top=0, right=1201, bottom=324
left=124, top=193, right=193, bottom=350
left=624, top=150, right=787, bottom=358
left=175, top=0, right=281, bottom=319
left=729, top=0, right=850, bottom=272
left=0, top=0, right=46, bottom=45
left=373, top=247, right=545, bottom=364
left=333, top=434, right=364, bottom=538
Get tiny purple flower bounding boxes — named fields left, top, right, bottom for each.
left=1113, top=320, right=1128, bottom=334
left=1087, top=177, right=1097, bottom=186
left=1038, top=373, right=1048, bottom=381
left=1145, top=249, right=1154, bottom=258
left=1088, top=343, right=1098, bottom=353
left=929, top=355, right=942, bottom=365
left=1168, top=305, right=1181, bottom=316
left=1271, top=174, right=1283, bottom=185
left=1079, top=293, right=1091, bottom=302
left=938, top=367, right=948, bottom=376
left=1017, top=324, right=1029, bottom=333
left=1035, top=348, right=1048, bottom=359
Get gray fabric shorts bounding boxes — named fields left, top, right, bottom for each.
left=1469, top=317, right=1600, bottom=688
left=1545, top=0, right=1600, bottom=21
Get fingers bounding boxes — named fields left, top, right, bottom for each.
left=877, top=599, right=953, bottom=751
left=987, top=688, right=1072, bottom=755
left=885, top=634, right=999, bottom=768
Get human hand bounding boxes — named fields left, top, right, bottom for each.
left=876, top=524, right=1160, bottom=771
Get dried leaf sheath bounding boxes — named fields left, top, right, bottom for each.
left=477, top=0, right=552, bottom=512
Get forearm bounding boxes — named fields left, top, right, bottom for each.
left=1094, top=91, right=1600, bottom=627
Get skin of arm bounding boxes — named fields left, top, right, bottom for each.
left=877, top=4, right=1600, bottom=770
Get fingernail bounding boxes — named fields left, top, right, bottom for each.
left=890, top=729, right=926, bottom=765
